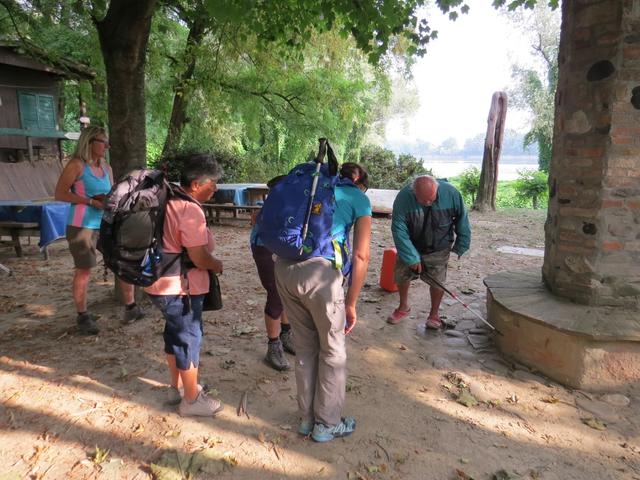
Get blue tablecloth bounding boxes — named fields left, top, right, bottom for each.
left=0, top=200, right=70, bottom=249
left=213, top=183, right=265, bottom=206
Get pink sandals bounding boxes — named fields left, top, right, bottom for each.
left=387, top=308, right=411, bottom=325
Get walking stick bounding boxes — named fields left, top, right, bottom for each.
left=299, top=138, right=338, bottom=255
left=422, top=269, right=503, bottom=336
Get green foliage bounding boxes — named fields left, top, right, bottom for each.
left=505, top=3, right=560, bottom=172
left=353, top=145, right=431, bottom=189
left=449, top=175, right=548, bottom=210
left=145, top=19, right=398, bottom=180
left=203, top=0, right=451, bottom=64
left=458, top=167, right=481, bottom=204
left=514, top=169, right=548, bottom=209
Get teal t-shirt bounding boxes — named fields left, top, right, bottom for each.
left=250, top=184, right=371, bottom=251
left=330, top=184, right=372, bottom=241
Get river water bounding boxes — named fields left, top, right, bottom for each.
left=423, top=157, right=539, bottom=181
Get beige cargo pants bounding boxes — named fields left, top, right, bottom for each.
left=274, top=256, right=346, bottom=428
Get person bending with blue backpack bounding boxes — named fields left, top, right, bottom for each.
left=269, top=159, right=372, bottom=442
left=250, top=175, right=296, bottom=371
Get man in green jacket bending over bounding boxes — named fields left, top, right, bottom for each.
left=387, top=175, right=471, bottom=330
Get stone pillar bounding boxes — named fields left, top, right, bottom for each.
left=543, top=0, right=640, bottom=308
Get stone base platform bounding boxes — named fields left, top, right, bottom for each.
left=484, top=269, right=640, bottom=391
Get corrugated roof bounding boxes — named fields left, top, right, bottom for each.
left=0, top=159, right=63, bottom=201
left=0, top=41, right=95, bottom=80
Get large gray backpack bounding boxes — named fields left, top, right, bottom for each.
left=98, top=169, right=193, bottom=286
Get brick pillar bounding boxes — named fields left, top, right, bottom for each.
left=542, top=0, right=640, bottom=308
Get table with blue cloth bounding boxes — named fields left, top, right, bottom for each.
left=0, top=199, right=70, bottom=257
left=213, top=183, right=268, bottom=206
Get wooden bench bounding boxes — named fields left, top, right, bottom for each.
left=0, top=220, right=43, bottom=258
left=202, top=204, right=262, bottom=224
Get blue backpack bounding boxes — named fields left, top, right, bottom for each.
left=257, top=139, right=355, bottom=273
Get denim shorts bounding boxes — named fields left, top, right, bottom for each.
left=251, top=244, right=284, bottom=319
left=148, top=294, right=205, bottom=370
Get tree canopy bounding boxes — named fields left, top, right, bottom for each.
left=0, top=0, right=561, bottom=182
left=504, top=2, right=560, bottom=172
left=2, top=0, right=477, bottom=179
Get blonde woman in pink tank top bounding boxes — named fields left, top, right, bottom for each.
left=55, top=126, right=144, bottom=335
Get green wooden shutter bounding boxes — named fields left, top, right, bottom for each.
left=17, top=92, right=56, bottom=131
left=18, top=92, right=40, bottom=130
left=37, top=95, right=56, bottom=130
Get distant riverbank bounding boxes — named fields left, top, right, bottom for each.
left=422, top=156, right=538, bottom=181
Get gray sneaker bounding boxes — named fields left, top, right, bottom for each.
left=167, top=384, right=208, bottom=406
left=122, top=304, right=145, bottom=325
left=178, top=390, right=223, bottom=417
left=298, top=418, right=314, bottom=436
left=279, top=329, right=296, bottom=355
left=265, top=340, right=291, bottom=371
left=312, top=417, right=356, bottom=442
left=77, top=312, right=99, bottom=335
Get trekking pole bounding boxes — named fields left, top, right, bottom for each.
left=299, top=138, right=328, bottom=255
left=422, top=269, right=503, bottom=336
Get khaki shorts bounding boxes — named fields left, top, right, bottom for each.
left=66, top=225, right=99, bottom=269
left=394, top=249, right=450, bottom=288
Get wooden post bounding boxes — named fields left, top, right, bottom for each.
left=473, top=92, right=508, bottom=212
left=27, top=136, right=34, bottom=163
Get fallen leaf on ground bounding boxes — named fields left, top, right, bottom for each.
left=232, top=324, right=258, bottom=336
left=492, top=469, right=520, bottom=479
left=582, top=417, right=606, bottom=430
left=540, top=395, right=559, bottom=404
left=455, top=469, right=476, bottom=479
left=456, top=389, right=478, bottom=408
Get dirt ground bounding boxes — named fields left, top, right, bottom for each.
left=1, top=209, right=640, bottom=480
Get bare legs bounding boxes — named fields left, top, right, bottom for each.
left=265, top=311, right=289, bottom=338
left=120, top=281, right=135, bottom=305
left=428, top=285, right=444, bottom=322
left=396, top=281, right=411, bottom=313
left=394, top=282, right=444, bottom=322
left=166, top=355, right=199, bottom=401
left=73, top=268, right=136, bottom=311
left=72, top=268, right=91, bottom=312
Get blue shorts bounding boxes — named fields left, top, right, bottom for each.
left=148, top=294, right=205, bottom=370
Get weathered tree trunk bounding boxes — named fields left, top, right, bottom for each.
left=95, top=0, right=157, bottom=180
left=160, top=19, right=207, bottom=159
left=473, top=91, right=508, bottom=212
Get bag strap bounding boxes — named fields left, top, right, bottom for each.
left=315, top=137, right=338, bottom=176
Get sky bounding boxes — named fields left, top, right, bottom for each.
left=385, top=0, right=536, bottom=148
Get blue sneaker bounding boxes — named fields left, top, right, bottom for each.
left=311, top=417, right=356, bottom=442
left=298, top=418, right=314, bottom=436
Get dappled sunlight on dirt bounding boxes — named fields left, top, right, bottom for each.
left=1, top=210, right=640, bottom=479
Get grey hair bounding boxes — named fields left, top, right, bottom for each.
left=175, top=153, right=224, bottom=187
left=411, top=175, right=438, bottom=192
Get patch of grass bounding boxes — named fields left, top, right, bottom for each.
left=448, top=177, right=549, bottom=210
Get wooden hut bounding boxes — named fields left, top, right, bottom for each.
left=0, top=41, right=94, bottom=200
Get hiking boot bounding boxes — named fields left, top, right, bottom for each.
left=265, top=340, right=291, bottom=371
left=178, top=390, right=223, bottom=417
left=122, top=304, right=145, bottom=325
left=167, top=384, right=208, bottom=406
left=311, top=417, right=357, bottom=443
left=279, top=329, right=296, bottom=355
left=76, top=312, right=99, bottom=335
left=298, top=418, right=314, bottom=436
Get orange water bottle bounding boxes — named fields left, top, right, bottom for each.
left=380, top=247, right=399, bottom=292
